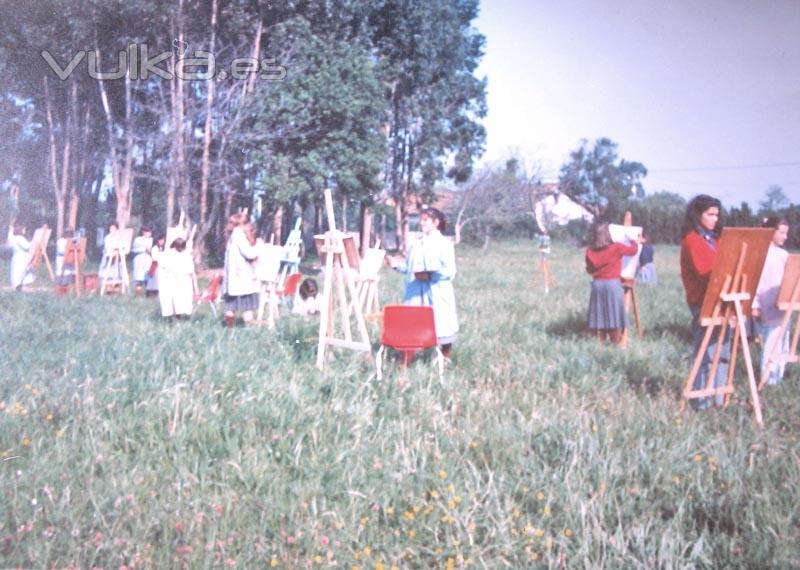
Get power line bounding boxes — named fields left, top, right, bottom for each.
left=650, top=161, right=800, bottom=173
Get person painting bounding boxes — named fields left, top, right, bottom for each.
left=637, top=231, right=656, bottom=285
left=131, top=226, right=154, bottom=295
left=222, top=213, right=260, bottom=327
left=8, top=223, right=34, bottom=290
left=388, top=207, right=458, bottom=358
left=584, top=222, right=641, bottom=344
left=752, top=216, right=791, bottom=385
left=680, top=194, right=728, bottom=410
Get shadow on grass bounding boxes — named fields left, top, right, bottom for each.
left=623, top=358, right=670, bottom=399
left=647, top=322, right=693, bottom=344
left=546, top=310, right=587, bottom=339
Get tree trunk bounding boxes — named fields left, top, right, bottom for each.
left=43, top=76, right=70, bottom=238
left=271, top=203, right=284, bottom=244
left=341, top=194, right=348, bottom=233
left=359, top=201, right=373, bottom=255
left=195, top=0, right=218, bottom=268
left=97, top=46, right=134, bottom=229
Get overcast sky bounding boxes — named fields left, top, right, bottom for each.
left=474, top=0, right=800, bottom=207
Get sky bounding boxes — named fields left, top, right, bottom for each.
left=473, top=0, right=800, bottom=208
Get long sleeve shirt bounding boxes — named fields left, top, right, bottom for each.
left=752, top=243, right=789, bottom=325
left=585, top=242, right=638, bottom=280
left=680, top=231, right=719, bottom=306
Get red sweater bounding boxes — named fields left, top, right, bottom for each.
left=585, top=242, right=638, bottom=279
left=680, top=231, right=719, bottom=306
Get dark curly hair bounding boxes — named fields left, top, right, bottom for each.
left=683, top=194, right=722, bottom=237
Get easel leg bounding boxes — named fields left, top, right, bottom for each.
left=723, top=323, right=741, bottom=406
left=316, top=253, right=335, bottom=369
left=680, top=323, right=715, bottom=412
left=630, top=286, right=642, bottom=337
left=734, top=300, right=763, bottom=425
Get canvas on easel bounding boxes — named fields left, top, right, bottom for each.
left=100, top=227, right=133, bottom=295
left=315, top=189, right=371, bottom=370
left=278, top=218, right=303, bottom=287
left=680, top=227, right=773, bottom=424
left=759, top=254, right=800, bottom=388
left=63, top=237, right=87, bottom=297
left=610, top=213, right=643, bottom=347
left=254, top=241, right=285, bottom=328
left=27, top=225, right=55, bottom=281
left=355, top=244, right=386, bottom=319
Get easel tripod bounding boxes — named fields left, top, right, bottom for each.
left=680, top=241, right=764, bottom=425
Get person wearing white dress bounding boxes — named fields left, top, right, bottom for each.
left=222, top=215, right=260, bottom=326
left=55, top=228, right=77, bottom=286
left=9, top=223, right=34, bottom=290
left=389, top=207, right=459, bottom=357
left=157, top=237, right=196, bottom=320
left=752, top=217, right=791, bottom=385
left=131, top=227, right=154, bottom=293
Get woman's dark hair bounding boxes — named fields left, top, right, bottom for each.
left=140, top=226, right=151, bottom=235
left=761, top=216, right=789, bottom=229
left=12, top=222, right=26, bottom=236
left=421, top=207, right=446, bottom=232
left=588, top=222, right=613, bottom=250
left=299, top=277, right=318, bottom=300
left=683, top=194, right=722, bottom=237
left=170, top=237, right=187, bottom=252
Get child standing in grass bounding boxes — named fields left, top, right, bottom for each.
left=680, top=194, right=727, bottom=410
left=8, top=223, right=34, bottom=290
left=585, top=222, right=641, bottom=344
left=222, top=213, right=260, bottom=327
left=387, top=207, right=458, bottom=358
left=157, top=237, right=196, bottom=321
left=131, top=226, right=154, bottom=295
left=752, top=216, right=791, bottom=385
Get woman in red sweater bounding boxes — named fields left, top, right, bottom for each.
left=680, top=194, right=728, bottom=410
left=585, top=223, right=641, bottom=344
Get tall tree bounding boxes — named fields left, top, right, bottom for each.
left=370, top=0, right=487, bottom=249
left=559, top=138, right=647, bottom=222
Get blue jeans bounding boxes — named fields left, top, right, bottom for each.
left=690, top=305, right=731, bottom=410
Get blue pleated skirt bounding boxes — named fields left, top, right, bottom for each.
left=587, top=278, right=626, bottom=330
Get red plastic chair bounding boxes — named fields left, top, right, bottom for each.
left=375, top=304, right=443, bottom=381
left=195, top=274, right=223, bottom=317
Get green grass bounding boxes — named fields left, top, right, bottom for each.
left=1, top=241, right=799, bottom=568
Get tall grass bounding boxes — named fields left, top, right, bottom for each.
left=1, top=241, right=799, bottom=568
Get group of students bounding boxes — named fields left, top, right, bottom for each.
left=584, top=194, right=793, bottom=410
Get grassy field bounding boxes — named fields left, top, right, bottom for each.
left=1, top=241, right=799, bottom=568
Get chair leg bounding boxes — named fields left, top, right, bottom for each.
left=375, top=346, right=384, bottom=381
left=435, top=347, right=444, bottom=382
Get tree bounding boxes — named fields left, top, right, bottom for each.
left=759, top=185, right=789, bottom=213
left=624, top=191, right=686, bottom=244
left=453, top=158, right=539, bottom=247
left=558, top=138, right=647, bottom=222
left=370, top=0, right=487, bottom=250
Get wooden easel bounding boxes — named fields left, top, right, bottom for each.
left=315, top=189, right=371, bottom=370
left=759, top=254, right=800, bottom=389
left=354, top=243, right=386, bottom=320
left=535, top=233, right=552, bottom=294
left=619, top=212, right=642, bottom=348
left=278, top=217, right=303, bottom=287
left=27, top=226, right=55, bottom=281
left=63, top=237, right=87, bottom=297
left=255, top=240, right=284, bottom=329
left=680, top=228, right=773, bottom=424
left=100, top=228, right=133, bottom=295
